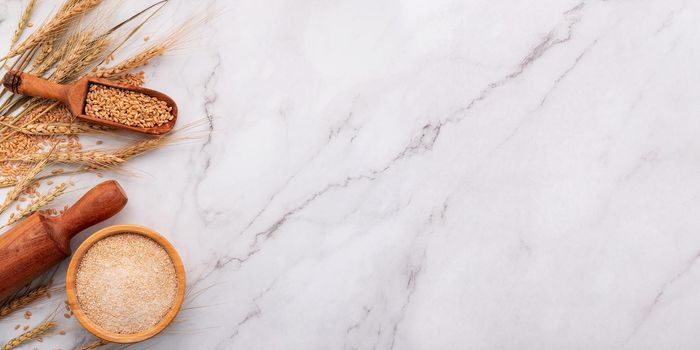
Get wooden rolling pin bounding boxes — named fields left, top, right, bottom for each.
left=0, top=180, right=128, bottom=300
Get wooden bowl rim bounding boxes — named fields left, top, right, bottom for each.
left=65, top=224, right=186, bottom=344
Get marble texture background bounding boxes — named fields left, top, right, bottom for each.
left=1, top=0, right=700, bottom=349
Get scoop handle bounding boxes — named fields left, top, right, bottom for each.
left=2, top=71, right=69, bottom=103
left=45, top=180, right=128, bottom=248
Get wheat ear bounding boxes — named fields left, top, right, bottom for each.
left=0, top=156, right=49, bottom=215
left=0, top=178, right=19, bottom=188
left=15, top=151, right=124, bottom=169
left=67, top=36, right=110, bottom=81
left=5, top=183, right=68, bottom=227
left=1, top=320, right=55, bottom=350
left=92, top=45, right=166, bottom=78
left=6, top=0, right=103, bottom=58
left=90, top=17, right=197, bottom=78
left=32, top=34, right=75, bottom=76
left=0, top=121, right=89, bottom=135
left=75, top=339, right=108, bottom=350
left=32, top=39, right=55, bottom=69
left=53, top=32, right=110, bottom=83
left=0, top=101, right=61, bottom=144
left=21, top=122, right=93, bottom=135
left=0, top=285, right=50, bottom=318
left=115, top=136, right=173, bottom=160
left=0, top=170, right=84, bottom=189
left=18, top=122, right=108, bottom=135
left=10, top=0, right=38, bottom=49
left=51, top=32, right=94, bottom=82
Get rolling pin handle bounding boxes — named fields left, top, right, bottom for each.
left=45, top=180, right=128, bottom=252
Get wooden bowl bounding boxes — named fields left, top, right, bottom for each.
left=66, top=224, right=186, bottom=344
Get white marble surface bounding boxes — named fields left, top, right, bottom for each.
left=2, top=0, right=700, bottom=348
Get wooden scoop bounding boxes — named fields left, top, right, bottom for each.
left=2, top=71, right=177, bottom=135
left=0, top=180, right=128, bottom=301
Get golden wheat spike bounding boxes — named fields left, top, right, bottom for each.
left=75, top=339, right=109, bottom=350
left=1, top=320, right=55, bottom=350
left=5, top=183, right=68, bottom=227
left=0, top=156, right=49, bottom=215
left=5, top=0, right=103, bottom=59
left=15, top=151, right=124, bottom=169
left=10, top=0, right=38, bottom=49
left=0, top=285, right=50, bottom=318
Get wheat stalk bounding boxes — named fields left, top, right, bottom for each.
left=0, top=285, right=50, bottom=318
left=75, top=339, right=108, bottom=350
left=5, top=183, right=67, bottom=227
left=1, top=320, right=55, bottom=350
left=5, top=0, right=103, bottom=59
left=10, top=0, right=38, bottom=49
